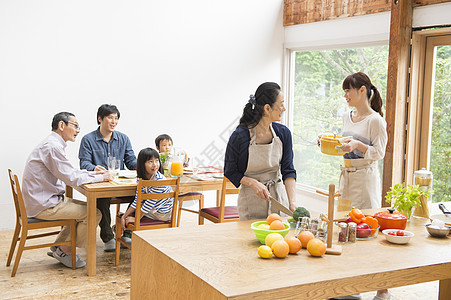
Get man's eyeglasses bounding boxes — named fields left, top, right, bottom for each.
left=67, top=122, right=80, bottom=130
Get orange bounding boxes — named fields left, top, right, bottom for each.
left=265, top=232, right=284, bottom=247
left=306, top=238, right=326, bottom=257
left=271, top=240, right=289, bottom=258
left=297, top=231, right=315, bottom=248
left=285, top=236, right=301, bottom=254
left=269, top=220, right=285, bottom=230
left=266, top=213, right=282, bottom=225
left=257, top=245, right=273, bottom=258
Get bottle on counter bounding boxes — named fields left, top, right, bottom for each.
left=348, top=222, right=357, bottom=243
left=413, top=168, right=433, bottom=218
left=338, top=222, right=348, bottom=243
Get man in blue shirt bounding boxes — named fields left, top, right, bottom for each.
left=79, top=104, right=137, bottom=251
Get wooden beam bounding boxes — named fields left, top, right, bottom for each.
left=284, top=0, right=450, bottom=27
left=283, top=0, right=391, bottom=26
left=382, top=0, right=413, bottom=206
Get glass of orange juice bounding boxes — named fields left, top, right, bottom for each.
left=170, top=161, right=183, bottom=177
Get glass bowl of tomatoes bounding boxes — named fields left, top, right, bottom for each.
left=382, top=229, right=414, bottom=244
left=356, top=224, right=379, bottom=240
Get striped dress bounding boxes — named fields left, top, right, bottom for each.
left=130, top=171, right=174, bottom=215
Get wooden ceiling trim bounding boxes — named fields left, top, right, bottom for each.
left=284, top=0, right=450, bottom=26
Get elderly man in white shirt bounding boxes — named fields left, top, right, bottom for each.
left=22, top=112, right=114, bottom=268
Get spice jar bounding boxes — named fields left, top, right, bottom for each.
left=300, top=217, right=310, bottom=232
left=317, top=221, right=328, bottom=242
left=309, top=218, right=319, bottom=236
left=348, top=222, right=357, bottom=243
left=338, top=222, right=348, bottom=243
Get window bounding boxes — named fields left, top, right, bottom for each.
left=407, top=30, right=451, bottom=203
left=291, top=46, right=389, bottom=190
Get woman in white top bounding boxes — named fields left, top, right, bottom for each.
left=339, top=72, right=388, bottom=210
left=335, top=72, right=390, bottom=300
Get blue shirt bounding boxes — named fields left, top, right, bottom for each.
left=131, top=172, right=174, bottom=214
left=224, top=122, right=296, bottom=188
left=78, top=128, right=137, bottom=171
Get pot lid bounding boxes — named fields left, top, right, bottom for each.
left=374, top=208, right=408, bottom=220
left=414, top=168, right=433, bottom=177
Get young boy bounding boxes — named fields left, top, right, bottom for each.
left=155, top=134, right=189, bottom=166
left=155, top=134, right=173, bottom=154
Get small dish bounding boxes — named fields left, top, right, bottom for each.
left=118, top=170, right=137, bottom=179
left=382, top=229, right=414, bottom=244
left=425, top=224, right=451, bottom=238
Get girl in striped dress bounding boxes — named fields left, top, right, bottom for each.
left=121, top=148, right=174, bottom=231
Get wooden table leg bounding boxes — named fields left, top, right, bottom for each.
left=86, top=191, right=97, bottom=276
left=439, top=278, right=451, bottom=300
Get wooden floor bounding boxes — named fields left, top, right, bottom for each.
left=0, top=206, right=439, bottom=299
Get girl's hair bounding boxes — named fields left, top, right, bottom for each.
left=136, top=147, right=164, bottom=179
left=238, top=82, right=281, bottom=128
left=342, top=72, right=384, bottom=117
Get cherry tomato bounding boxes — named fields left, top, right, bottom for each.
left=388, top=232, right=395, bottom=236
left=396, top=230, right=405, bottom=236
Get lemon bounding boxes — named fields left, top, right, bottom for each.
left=258, top=224, right=270, bottom=230
left=257, top=245, right=273, bottom=258
left=265, top=232, right=284, bottom=247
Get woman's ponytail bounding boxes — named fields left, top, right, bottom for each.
left=237, top=82, right=281, bottom=129
left=343, top=72, right=384, bottom=117
left=370, top=86, right=383, bottom=117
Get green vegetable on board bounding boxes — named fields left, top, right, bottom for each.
left=292, top=206, right=311, bottom=222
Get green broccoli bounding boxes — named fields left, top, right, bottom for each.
left=292, top=206, right=310, bottom=221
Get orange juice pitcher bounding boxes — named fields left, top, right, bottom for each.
left=169, top=150, right=184, bottom=177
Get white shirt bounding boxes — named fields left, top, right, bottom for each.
left=22, top=132, right=104, bottom=217
left=342, top=111, right=387, bottom=161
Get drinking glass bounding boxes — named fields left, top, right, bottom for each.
left=108, top=157, right=119, bottom=178
left=191, top=157, right=199, bottom=176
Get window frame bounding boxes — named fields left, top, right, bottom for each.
left=405, top=28, right=451, bottom=185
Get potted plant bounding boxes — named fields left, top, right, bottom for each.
left=385, top=183, right=432, bottom=219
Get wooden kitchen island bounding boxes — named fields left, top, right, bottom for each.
left=131, top=217, right=451, bottom=299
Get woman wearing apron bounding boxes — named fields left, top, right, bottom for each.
left=224, top=82, right=297, bottom=221
left=333, top=73, right=390, bottom=300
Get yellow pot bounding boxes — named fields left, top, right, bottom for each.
left=320, top=135, right=348, bottom=156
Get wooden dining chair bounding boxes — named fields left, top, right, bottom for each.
left=198, top=177, right=240, bottom=224
left=114, top=177, right=180, bottom=266
left=176, top=192, right=204, bottom=227
left=6, top=169, right=77, bottom=277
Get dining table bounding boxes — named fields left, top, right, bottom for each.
left=66, top=172, right=224, bottom=276
left=129, top=210, right=451, bottom=299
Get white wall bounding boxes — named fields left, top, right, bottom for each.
left=0, top=0, right=285, bottom=230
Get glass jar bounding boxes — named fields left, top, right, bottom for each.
left=300, top=217, right=310, bottom=232
left=413, top=168, right=433, bottom=218
left=347, top=222, right=357, bottom=243
left=316, top=221, right=328, bottom=242
left=338, top=222, right=348, bottom=243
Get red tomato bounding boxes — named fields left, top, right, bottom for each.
left=396, top=230, right=405, bottom=236
left=388, top=232, right=395, bottom=236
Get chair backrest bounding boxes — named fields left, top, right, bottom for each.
left=8, top=169, right=28, bottom=226
left=218, top=177, right=240, bottom=219
left=134, top=177, right=180, bottom=230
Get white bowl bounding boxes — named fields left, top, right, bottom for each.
left=382, top=229, right=414, bottom=244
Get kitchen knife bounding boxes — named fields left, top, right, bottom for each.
left=269, top=195, right=292, bottom=216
